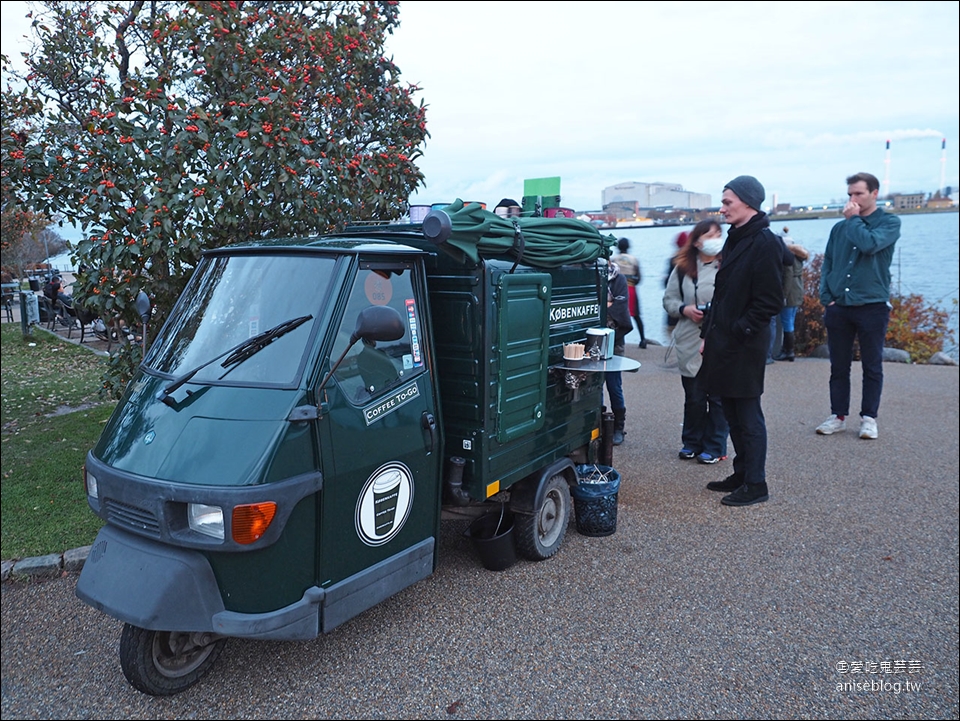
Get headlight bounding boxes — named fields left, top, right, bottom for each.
left=84, top=468, right=98, bottom=499
left=188, top=503, right=224, bottom=540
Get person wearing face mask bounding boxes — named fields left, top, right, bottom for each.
left=662, top=219, right=729, bottom=465
left=700, top=176, right=784, bottom=507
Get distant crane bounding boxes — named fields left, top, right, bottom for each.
left=940, top=138, right=947, bottom=195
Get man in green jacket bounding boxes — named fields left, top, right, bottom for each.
left=816, top=172, right=901, bottom=440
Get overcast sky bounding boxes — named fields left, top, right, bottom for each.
left=3, top=1, right=959, bottom=213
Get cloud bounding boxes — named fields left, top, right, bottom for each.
left=4, top=0, right=958, bottom=210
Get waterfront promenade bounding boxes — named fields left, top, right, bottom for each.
left=2, top=337, right=957, bottom=719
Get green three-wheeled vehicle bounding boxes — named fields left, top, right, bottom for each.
left=76, top=206, right=639, bottom=694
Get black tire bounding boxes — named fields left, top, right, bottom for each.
left=119, top=623, right=225, bottom=696
left=514, top=472, right=570, bottom=561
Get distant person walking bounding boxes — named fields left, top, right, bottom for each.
left=815, top=172, right=901, bottom=440
left=701, top=176, right=783, bottom=507
left=613, top=237, right=647, bottom=348
left=662, top=219, right=729, bottom=464
left=771, top=226, right=810, bottom=362
left=663, top=231, right=689, bottom=335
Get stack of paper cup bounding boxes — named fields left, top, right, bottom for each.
left=563, top=343, right=585, bottom=366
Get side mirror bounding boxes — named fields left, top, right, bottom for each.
left=135, top=290, right=151, bottom=323
left=350, top=305, right=404, bottom=345
left=318, top=305, right=405, bottom=401
left=135, top=290, right=151, bottom=356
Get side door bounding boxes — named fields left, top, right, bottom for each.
left=315, top=257, right=443, bottom=632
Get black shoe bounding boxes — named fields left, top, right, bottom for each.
left=706, top=474, right=742, bottom=492
left=721, top=482, right=769, bottom=506
left=678, top=448, right=696, bottom=460
left=612, top=429, right=624, bottom=445
left=639, top=341, right=647, bottom=349
left=773, top=351, right=794, bottom=362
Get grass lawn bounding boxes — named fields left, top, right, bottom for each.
left=1, top=322, right=116, bottom=560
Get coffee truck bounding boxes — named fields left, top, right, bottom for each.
left=75, top=202, right=639, bottom=695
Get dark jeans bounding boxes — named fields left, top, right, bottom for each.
left=721, top=395, right=767, bottom=486
left=605, top=371, right=624, bottom=411
left=824, top=302, right=890, bottom=419
left=605, top=327, right=628, bottom=411
left=768, top=306, right=799, bottom=356
left=680, top=372, right=728, bottom=456
left=780, top=305, right=798, bottom=333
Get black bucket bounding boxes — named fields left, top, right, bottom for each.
left=572, top=465, right=621, bottom=537
left=466, top=508, right=517, bottom=572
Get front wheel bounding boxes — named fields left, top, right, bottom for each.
left=514, top=472, right=570, bottom=561
left=119, top=623, right=225, bottom=696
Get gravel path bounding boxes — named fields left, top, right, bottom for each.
left=3, top=350, right=958, bottom=719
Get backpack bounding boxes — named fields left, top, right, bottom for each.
left=666, top=264, right=686, bottom=327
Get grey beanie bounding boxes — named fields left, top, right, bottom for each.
left=724, top=175, right=765, bottom=211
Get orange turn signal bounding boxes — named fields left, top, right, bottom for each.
left=231, top=502, right=277, bottom=545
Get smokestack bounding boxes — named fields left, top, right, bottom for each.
left=882, top=139, right=891, bottom=198
left=940, top=138, right=947, bottom=195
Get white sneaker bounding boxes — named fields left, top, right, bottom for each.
left=859, top=416, right=878, bottom=439
left=816, top=415, right=846, bottom=435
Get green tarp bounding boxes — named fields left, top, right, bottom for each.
left=437, top=199, right=616, bottom=269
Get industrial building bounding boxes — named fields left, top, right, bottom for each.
left=602, top=181, right=713, bottom=214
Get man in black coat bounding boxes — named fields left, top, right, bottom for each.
left=700, top=176, right=784, bottom=506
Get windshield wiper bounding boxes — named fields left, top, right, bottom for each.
left=220, top=314, right=314, bottom=368
left=158, top=314, right=313, bottom=400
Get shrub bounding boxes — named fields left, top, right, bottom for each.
left=795, top=254, right=826, bottom=355
left=886, top=294, right=956, bottom=362
left=795, top=252, right=956, bottom=363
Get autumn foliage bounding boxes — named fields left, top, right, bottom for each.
left=794, top=253, right=955, bottom=363
left=2, top=1, right=427, bottom=395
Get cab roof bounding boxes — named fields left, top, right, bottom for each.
left=204, top=223, right=433, bottom=258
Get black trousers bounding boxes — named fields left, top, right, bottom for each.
left=720, top=395, right=767, bottom=486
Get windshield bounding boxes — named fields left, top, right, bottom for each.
left=146, top=253, right=336, bottom=386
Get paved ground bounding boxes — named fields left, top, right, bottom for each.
left=1, top=336, right=958, bottom=719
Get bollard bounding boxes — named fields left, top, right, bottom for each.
left=20, top=291, right=39, bottom=337
left=600, top=410, right=615, bottom=467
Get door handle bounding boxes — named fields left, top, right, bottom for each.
left=421, top=412, right=437, bottom=454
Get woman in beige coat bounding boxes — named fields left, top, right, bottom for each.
left=662, top=219, right=729, bottom=464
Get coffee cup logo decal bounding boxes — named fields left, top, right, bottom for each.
left=356, top=462, right=414, bottom=546
left=373, top=469, right=402, bottom=535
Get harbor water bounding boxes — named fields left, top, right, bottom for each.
left=620, top=212, right=960, bottom=359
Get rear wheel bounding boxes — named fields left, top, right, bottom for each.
left=514, top=472, right=570, bottom=560
left=119, top=623, right=225, bottom=696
